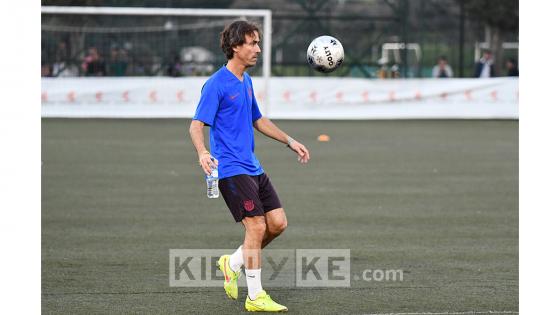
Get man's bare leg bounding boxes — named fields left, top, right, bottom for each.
left=242, top=216, right=266, bottom=300
left=261, top=208, right=288, bottom=248
left=229, top=209, right=287, bottom=277
left=239, top=210, right=289, bottom=311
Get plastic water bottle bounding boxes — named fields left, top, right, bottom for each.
left=206, top=163, right=219, bottom=199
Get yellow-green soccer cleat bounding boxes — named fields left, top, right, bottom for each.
left=245, top=290, right=288, bottom=312
left=217, top=255, right=240, bottom=300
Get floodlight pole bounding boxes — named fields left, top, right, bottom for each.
left=400, top=0, right=409, bottom=78
left=459, top=1, right=465, bottom=78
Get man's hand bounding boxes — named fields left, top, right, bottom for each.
left=288, top=140, right=310, bottom=164
left=198, top=151, right=218, bottom=175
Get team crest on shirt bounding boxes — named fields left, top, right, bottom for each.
left=243, top=200, right=255, bottom=211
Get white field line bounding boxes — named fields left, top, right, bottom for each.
left=365, top=311, right=518, bottom=315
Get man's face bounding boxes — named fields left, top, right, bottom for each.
left=89, top=48, right=99, bottom=60
left=233, top=30, right=261, bottom=67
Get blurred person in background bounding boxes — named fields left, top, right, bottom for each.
left=432, top=56, right=454, bottom=78
left=41, top=62, right=52, bottom=77
left=474, top=50, right=495, bottom=78
left=377, top=65, right=388, bottom=79
left=82, top=47, right=106, bottom=76
left=376, top=57, right=389, bottom=79
left=167, top=54, right=183, bottom=77
left=53, top=41, right=78, bottom=77
left=506, top=58, right=519, bottom=77
left=107, top=47, right=129, bottom=76
left=390, top=63, right=400, bottom=78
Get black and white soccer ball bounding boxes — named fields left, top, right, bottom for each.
left=306, top=36, right=344, bottom=73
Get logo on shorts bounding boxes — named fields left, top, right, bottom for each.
left=244, top=200, right=255, bottom=211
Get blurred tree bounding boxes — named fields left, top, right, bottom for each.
left=460, top=0, right=518, bottom=76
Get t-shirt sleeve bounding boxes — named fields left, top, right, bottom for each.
left=251, top=83, right=262, bottom=123
left=193, top=79, right=221, bottom=126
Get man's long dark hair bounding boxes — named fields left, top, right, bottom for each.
left=220, top=20, right=261, bottom=60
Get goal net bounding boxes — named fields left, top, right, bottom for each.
left=41, top=6, right=272, bottom=113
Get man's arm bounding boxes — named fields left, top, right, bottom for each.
left=189, top=120, right=218, bottom=175
left=253, top=117, right=310, bottom=164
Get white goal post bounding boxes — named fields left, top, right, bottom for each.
left=41, top=6, right=273, bottom=115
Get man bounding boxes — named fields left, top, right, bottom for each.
left=189, top=21, right=310, bottom=312
left=474, top=50, right=495, bottom=78
left=432, top=56, right=453, bottom=78
left=82, top=47, right=106, bottom=77
left=506, top=58, right=519, bottom=77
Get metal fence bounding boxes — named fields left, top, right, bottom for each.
left=41, top=0, right=519, bottom=78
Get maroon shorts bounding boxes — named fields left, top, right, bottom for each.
left=218, top=173, right=282, bottom=222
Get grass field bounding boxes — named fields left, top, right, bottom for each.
left=42, top=119, right=518, bottom=314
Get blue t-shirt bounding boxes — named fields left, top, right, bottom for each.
left=193, top=66, right=264, bottom=179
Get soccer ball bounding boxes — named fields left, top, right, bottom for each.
left=306, top=36, right=344, bottom=73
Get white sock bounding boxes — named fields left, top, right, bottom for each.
left=229, top=245, right=244, bottom=272
left=245, top=268, right=263, bottom=300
